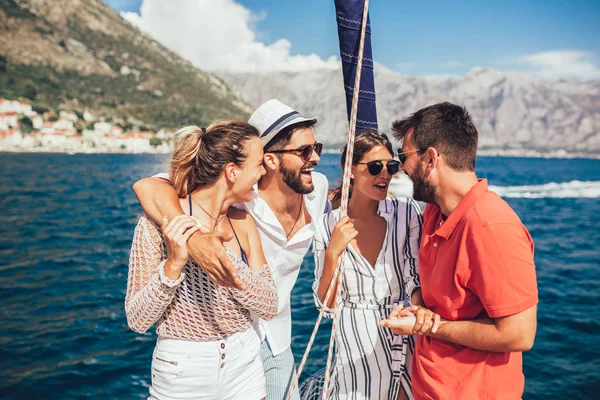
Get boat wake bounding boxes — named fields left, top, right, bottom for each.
left=489, top=180, right=600, bottom=198
left=389, top=179, right=600, bottom=199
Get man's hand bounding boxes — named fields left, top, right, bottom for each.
left=132, top=177, right=247, bottom=289
left=187, top=230, right=246, bottom=290
left=380, top=304, right=441, bottom=336
left=402, top=305, right=441, bottom=335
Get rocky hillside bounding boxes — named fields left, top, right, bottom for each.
left=221, top=66, right=600, bottom=153
left=0, top=0, right=252, bottom=130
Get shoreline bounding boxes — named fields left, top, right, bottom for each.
left=2, top=146, right=599, bottom=160
left=322, top=148, right=600, bottom=160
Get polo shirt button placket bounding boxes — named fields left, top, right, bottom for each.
left=433, top=242, right=438, bottom=248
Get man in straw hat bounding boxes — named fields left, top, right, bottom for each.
left=133, top=99, right=329, bottom=399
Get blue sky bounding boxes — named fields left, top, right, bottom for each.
left=106, top=0, right=600, bottom=79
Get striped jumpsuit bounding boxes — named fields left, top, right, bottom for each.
left=312, top=198, right=422, bottom=400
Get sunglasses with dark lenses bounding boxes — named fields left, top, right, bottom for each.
left=357, top=160, right=401, bottom=176
left=397, top=148, right=424, bottom=164
left=269, top=142, right=323, bottom=162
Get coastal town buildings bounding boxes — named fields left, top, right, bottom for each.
left=0, top=98, right=172, bottom=154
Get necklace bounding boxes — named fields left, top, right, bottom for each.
left=191, top=195, right=225, bottom=231
left=286, top=195, right=304, bottom=239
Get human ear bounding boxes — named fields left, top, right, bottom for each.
left=225, top=163, right=238, bottom=182
left=425, top=148, right=439, bottom=171
left=263, top=153, right=279, bottom=171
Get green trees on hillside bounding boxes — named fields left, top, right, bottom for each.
left=18, top=116, right=33, bottom=134
left=0, top=2, right=251, bottom=133
left=149, top=137, right=162, bottom=147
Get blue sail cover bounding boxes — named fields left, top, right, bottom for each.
left=334, top=0, right=378, bottom=130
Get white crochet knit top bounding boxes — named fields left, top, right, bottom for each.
left=125, top=215, right=278, bottom=341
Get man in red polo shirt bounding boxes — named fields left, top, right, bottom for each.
left=381, top=102, right=538, bottom=399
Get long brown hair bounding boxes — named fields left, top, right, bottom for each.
left=329, top=130, right=394, bottom=209
left=169, top=120, right=260, bottom=197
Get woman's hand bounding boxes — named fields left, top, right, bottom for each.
left=326, top=216, right=358, bottom=259
left=162, top=215, right=199, bottom=277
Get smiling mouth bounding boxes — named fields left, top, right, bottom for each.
left=301, top=166, right=315, bottom=175
left=374, top=183, right=388, bottom=190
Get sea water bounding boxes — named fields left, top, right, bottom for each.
left=0, top=153, right=598, bottom=399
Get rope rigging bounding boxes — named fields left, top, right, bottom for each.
left=286, top=1, right=372, bottom=398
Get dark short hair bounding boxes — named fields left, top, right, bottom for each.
left=263, top=120, right=317, bottom=153
left=392, top=102, right=478, bottom=171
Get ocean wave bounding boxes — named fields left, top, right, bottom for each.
left=489, top=180, right=600, bottom=198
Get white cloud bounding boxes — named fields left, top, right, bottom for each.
left=119, top=0, right=338, bottom=73
left=518, top=50, right=600, bottom=80
left=120, top=11, right=141, bottom=27
left=395, top=62, right=419, bottom=73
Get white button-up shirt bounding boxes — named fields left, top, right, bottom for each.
left=242, top=172, right=329, bottom=356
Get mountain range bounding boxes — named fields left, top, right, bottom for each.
left=220, top=65, right=600, bottom=153
left=0, top=0, right=251, bottom=130
left=1, top=0, right=598, bottom=154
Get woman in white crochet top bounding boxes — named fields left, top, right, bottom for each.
left=125, top=120, right=278, bottom=400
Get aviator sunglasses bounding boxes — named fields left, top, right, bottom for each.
left=269, top=142, right=324, bottom=162
left=397, top=148, right=424, bottom=164
left=356, top=160, right=401, bottom=176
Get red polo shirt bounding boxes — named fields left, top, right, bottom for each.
left=412, top=179, right=538, bottom=399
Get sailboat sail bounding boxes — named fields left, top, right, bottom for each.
left=334, top=0, right=378, bottom=130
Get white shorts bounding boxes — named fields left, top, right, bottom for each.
left=148, top=328, right=265, bottom=400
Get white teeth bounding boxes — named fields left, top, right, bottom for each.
left=301, top=168, right=314, bottom=173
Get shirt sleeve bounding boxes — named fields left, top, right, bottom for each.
left=465, top=221, right=538, bottom=318
left=124, top=215, right=185, bottom=333
left=312, top=213, right=337, bottom=318
left=227, top=253, right=279, bottom=321
left=402, top=199, right=422, bottom=304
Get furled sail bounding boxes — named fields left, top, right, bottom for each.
left=334, top=0, right=378, bottom=130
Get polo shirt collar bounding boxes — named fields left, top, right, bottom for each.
left=435, top=179, right=488, bottom=239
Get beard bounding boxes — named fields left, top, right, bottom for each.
left=410, top=162, right=437, bottom=204
left=280, top=161, right=315, bottom=194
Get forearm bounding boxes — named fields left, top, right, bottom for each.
left=229, top=264, right=278, bottom=320
left=428, top=318, right=527, bottom=352
left=125, top=263, right=182, bottom=333
left=133, top=177, right=184, bottom=223
left=317, top=251, right=341, bottom=309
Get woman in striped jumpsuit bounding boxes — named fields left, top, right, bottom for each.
left=313, top=131, right=423, bottom=400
